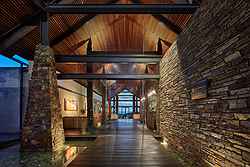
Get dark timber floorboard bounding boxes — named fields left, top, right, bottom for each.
left=69, top=120, right=185, bottom=167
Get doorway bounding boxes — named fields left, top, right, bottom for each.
left=111, top=89, right=141, bottom=120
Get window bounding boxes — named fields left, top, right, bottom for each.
left=111, top=89, right=140, bottom=116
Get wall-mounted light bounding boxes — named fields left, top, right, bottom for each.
left=161, top=137, right=168, bottom=146
left=141, top=97, right=145, bottom=102
left=147, top=90, right=156, bottom=97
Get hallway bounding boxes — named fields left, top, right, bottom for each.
left=69, top=120, right=185, bottom=167
left=1, top=0, right=250, bottom=166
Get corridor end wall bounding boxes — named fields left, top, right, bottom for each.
left=159, top=0, right=250, bottom=166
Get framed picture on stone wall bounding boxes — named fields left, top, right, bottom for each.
left=191, top=79, right=208, bottom=100
left=64, top=98, right=78, bottom=111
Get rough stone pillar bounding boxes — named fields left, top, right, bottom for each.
left=21, top=44, right=64, bottom=152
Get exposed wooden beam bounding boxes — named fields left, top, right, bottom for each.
left=152, top=14, right=182, bottom=34
left=130, top=0, right=183, bottom=34
left=49, top=0, right=188, bottom=49
left=46, top=4, right=199, bottom=14
left=50, top=0, right=119, bottom=47
left=0, top=0, right=63, bottom=50
left=50, top=15, right=96, bottom=46
left=57, top=74, right=160, bottom=80
left=0, top=26, right=37, bottom=50
left=0, top=11, right=41, bottom=50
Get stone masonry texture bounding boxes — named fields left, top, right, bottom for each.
left=21, top=44, right=65, bottom=152
left=159, top=0, right=250, bottom=166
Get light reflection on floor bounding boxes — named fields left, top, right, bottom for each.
left=0, top=143, right=88, bottom=167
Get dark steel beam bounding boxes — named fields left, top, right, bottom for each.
left=40, top=12, right=49, bottom=46
left=46, top=4, right=199, bottom=14
left=57, top=74, right=160, bottom=80
left=152, top=14, right=182, bottom=34
left=55, top=54, right=161, bottom=63
left=31, top=0, right=47, bottom=10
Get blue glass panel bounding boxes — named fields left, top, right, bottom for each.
left=12, top=54, right=30, bottom=66
left=0, top=54, right=21, bottom=67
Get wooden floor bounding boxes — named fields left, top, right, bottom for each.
left=69, top=120, right=185, bottom=167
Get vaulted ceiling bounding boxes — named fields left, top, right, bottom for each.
left=0, top=0, right=192, bottom=55
left=0, top=0, right=194, bottom=94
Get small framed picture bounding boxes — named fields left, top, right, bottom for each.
left=64, top=98, right=78, bottom=111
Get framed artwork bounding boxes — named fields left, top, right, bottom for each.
left=93, top=99, right=102, bottom=113
left=64, top=98, right=78, bottom=111
left=191, top=79, right=208, bottom=100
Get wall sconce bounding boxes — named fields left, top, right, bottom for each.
left=147, top=90, right=156, bottom=97
left=161, top=137, right=168, bottom=146
left=141, top=97, right=146, bottom=101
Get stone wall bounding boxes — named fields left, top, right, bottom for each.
left=21, top=45, right=65, bottom=152
left=159, top=0, right=250, bottom=166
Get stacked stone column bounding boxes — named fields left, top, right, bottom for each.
left=21, top=44, right=64, bottom=152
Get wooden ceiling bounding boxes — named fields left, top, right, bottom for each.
left=53, top=14, right=177, bottom=54
left=0, top=0, right=192, bottom=55
left=0, top=0, right=193, bottom=93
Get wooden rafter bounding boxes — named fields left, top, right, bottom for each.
left=0, top=0, right=197, bottom=54
left=130, top=0, right=183, bottom=34
left=0, top=0, right=63, bottom=51
left=50, top=0, right=119, bottom=47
